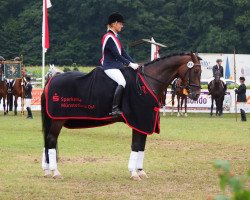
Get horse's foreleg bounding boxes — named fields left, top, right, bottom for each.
left=128, top=130, right=148, bottom=180
left=43, top=120, right=64, bottom=178
left=171, top=94, right=175, bottom=116
left=184, top=97, right=188, bottom=117
left=210, top=98, right=214, bottom=117
left=14, top=97, right=17, bottom=115
left=177, top=96, right=180, bottom=117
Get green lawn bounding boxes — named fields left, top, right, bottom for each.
left=0, top=112, right=249, bottom=200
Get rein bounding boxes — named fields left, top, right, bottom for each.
left=138, top=62, right=201, bottom=95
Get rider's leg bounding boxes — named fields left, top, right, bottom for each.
left=104, top=69, right=126, bottom=116
left=220, top=78, right=227, bottom=95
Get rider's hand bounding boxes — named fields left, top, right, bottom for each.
left=21, top=82, right=24, bottom=86
left=129, top=62, right=139, bottom=70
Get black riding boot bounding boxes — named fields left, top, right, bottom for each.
left=26, top=107, right=33, bottom=119
left=110, top=85, right=124, bottom=116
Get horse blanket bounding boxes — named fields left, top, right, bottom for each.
left=46, top=67, right=160, bottom=134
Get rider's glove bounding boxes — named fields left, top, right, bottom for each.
left=129, top=62, right=139, bottom=70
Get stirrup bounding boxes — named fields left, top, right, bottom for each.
left=109, top=109, right=122, bottom=116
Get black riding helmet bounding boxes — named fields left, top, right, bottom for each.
left=108, top=12, right=124, bottom=25
left=239, top=77, right=245, bottom=81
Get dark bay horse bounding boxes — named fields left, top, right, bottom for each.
left=209, top=71, right=225, bottom=116
left=9, top=78, right=25, bottom=115
left=0, top=79, right=8, bottom=115
left=171, top=78, right=188, bottom=117
left=41, top=53, right=202, bottom=180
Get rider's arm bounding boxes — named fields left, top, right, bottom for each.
left=105, top=38, right=130, bottom=66
left=121, top=47, right=134, bottom=63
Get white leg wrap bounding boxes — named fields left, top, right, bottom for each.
left=128, top=151, right=138, bottom=172
left=42, top=148, right=49, bottom=170
left=48, top=149, right=57, bottom=171
left=136, top=151, right=145, bottom=170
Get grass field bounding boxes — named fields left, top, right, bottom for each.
left=0, top=112, right=249, bottom=200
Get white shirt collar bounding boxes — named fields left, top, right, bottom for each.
left=108, top=28, right=118, bottom=37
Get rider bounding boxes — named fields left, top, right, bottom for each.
left=0, top=56, right=5, bottom=81
left=24, top=75, right=33, bottom=119
left=101, top=12, right=139, bottom=116
left=208, top=59, right=227, bottom=95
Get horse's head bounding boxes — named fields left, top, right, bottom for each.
left=177, top=53, right=202, bottom=101
left=45, top=64, right=63, bottom=81
left=214, top=70, right=221, bottom=83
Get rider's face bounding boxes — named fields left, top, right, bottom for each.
left=112, top=22, right=123, bottom=32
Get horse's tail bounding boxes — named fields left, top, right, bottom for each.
left=41, top=91, right=51, bottom=147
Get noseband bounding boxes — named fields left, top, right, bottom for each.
left=183, top=64, right=201, bottom=92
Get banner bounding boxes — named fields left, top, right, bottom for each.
left=4, top=61, right=22, bottom=79
left=162, top=89, right=250, bottom=113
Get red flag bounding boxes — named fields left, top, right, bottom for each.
left=42, top=0, right=52, bottom=52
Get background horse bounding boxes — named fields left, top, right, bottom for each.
left=209, top=71, right=225, bottom=116
left=171, top=78, right=188, bottom=117
left=0, top=79, right=8, bottom=115
left=41, top=53, right=202, bottom=180
left=9, top=78, right=25, bottom=115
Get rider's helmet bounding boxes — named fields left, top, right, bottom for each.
left=108, top=12, right=124, bottom=25
left=216, top=59, right=222, bottom=63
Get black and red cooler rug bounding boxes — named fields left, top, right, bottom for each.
left=45, top=67, right=160, bottom=134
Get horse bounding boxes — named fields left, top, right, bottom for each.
left=171, top=78, right=188, bottom=117
left=8, top=78, right=25, bottom=115
left=41, top=52, right=202, bottom=180
left=0, top=79, right=8, bottom=115
left=209, top=71, right=225, bottom=116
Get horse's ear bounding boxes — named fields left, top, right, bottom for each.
left=190, top=52, right=196, bottom=62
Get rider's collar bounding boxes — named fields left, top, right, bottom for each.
left=107, top=29, right=118, bottom=37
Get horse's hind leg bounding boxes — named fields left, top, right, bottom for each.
left=43, top=120, right=64, bottom=178
left=128, top=129, right=148, bottom=180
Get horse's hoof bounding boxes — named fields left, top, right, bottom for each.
left=53, top=170, right=62, bottom=179
left=130, top=171, right=141, bottom=181
left=137, top=170, right=149, bottom=179
left=44, top=170, right=52, bottom=178
left=184, top=113, right=188, bottom=117
left=177, top=113, right=180, bottom=117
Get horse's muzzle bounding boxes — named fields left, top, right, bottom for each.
left=188, top=91, right=200, bottom=101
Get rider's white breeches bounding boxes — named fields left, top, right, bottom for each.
left=208, top=77, right=226, bottom=84
left=104, top=69, right=126, bottom=88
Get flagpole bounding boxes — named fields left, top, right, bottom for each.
left=234, top=48, right=237, bottom=122
left=42, top=49, right=45, bottom=88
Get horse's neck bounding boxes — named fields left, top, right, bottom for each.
left=144, top=56, right=188, bottom=97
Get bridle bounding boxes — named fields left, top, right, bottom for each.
left=138, top=61, right=201, bottom=95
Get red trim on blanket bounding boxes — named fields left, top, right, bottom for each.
left=138, top=73, right=159, bottom=102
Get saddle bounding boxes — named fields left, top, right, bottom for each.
left=46, top=67, right=160, bottom=134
